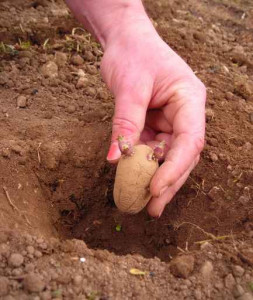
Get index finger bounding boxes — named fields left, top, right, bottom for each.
left=150, top=82, right=206, bottom=197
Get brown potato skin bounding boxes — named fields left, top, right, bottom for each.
left=114, top=145, right=159, bottom=214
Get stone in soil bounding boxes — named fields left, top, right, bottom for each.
left=170, top=255, right=195, bottom=278
left=17, top=95, right=27, bottom=108
left=233, top=285, right=245, bottom=298
left=208, top=186, right=222, bottom=201
left=55, top=52, right=68, bottom=67
left=200, top=261, right=213, bottom=280
left=23, top=273, right=45, bottom=293
left=73, top=275, right=83, bottom=286
left=209, top=152, right=218, bottom=162
left=232, top=265, right=245, bottom=277
left=41, top=61, right=58, bottom=78
left=8, top=253, right=24, bottom=267
left=71, top=55, right=84, bottom=66
left=224, top=273, right=236, bottom=289
left=76, top=77, right=88, bottom=89
left=86, top=65, right=97, bottom=75
left=205, top=108, right=214, bottom=122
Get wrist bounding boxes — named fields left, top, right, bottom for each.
left=66, top=0, right=156, bottom=48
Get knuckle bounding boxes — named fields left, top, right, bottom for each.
left=112, top=116, right=139, bottom=137
left=193, top=136, right=205, bottom=153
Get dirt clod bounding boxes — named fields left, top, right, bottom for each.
left=23, top=273, right=46, bottom=293
left=71, top=54, right=84, bottom=66
left=8, top=253, right=24, bottom=268
left=17, top=95, right=27, bottom=108
left=233, top=285, right=245, bottom=298
left=224, top=273, right=236, bottom=289
left=76, top=76, right=88, bottom=89
left=73, top=275, right=83, bottom=286
left=170, top=255, right=195, bottom=278
left=55, top=52, right=68, bottom=67
left=41, top=61, right=59, bottom=78
left=200, top=260, right=213, bottom=280
left=232, top=265, right=245, bottom=277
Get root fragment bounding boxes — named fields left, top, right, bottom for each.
left=3, top=186, right=32, bottom=227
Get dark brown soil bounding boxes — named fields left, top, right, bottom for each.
left=0, top=0, right=253, bottom=299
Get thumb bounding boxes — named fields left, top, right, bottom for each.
left=107, top=90, right=149, bottom=163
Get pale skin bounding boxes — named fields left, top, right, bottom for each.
left=66, top=0, right=206, bottom=217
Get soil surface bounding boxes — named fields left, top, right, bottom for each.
left=0, top=0, right=253, bottom=299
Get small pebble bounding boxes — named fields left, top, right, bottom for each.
left=86, top=65, right=97, bottom=75
left=84, top=50, right=94, bottom=61
left=208, top=186, right=222, bottom=201
left=34, top=250, right=43, bottom=258
left=85, top=87, right=96, bottom=97
left=193, top=289, right=202, bottom=300
left=39, top=243, right=48, bottom=250
left=12, top=268, right=22, bottom=276
left=73, top=275, right=83, bottom=286
left=224, top=273, right=236, bottom=289
left=170, top=255, right=195, bottom=279
left=238, top=195, right=250, bottom=205
left=71, top=55, right=84, bottom=66
left=232, top=265, right=245, bottom=277
left=77, top=69, right=85, bottom=77
left=41, top=61, right=58, bottom=78
left=8, top=253, right=24, bottom=268
left=17, top=95, right=27, bottom=108
left=2, top=148, right=11, bottom=158
left=233, top=284, right=245, bottom=298
left=26, top=246, right=35, bottom=254
left=55, top=52, right=68, bottom=67
left=200, top=261, right=213, bottom=280
left=225, top=91, right=234, bottom=100
left=36, top=238, right=44, bottom=244
left=76, top=77, right=88, bottom=89
left=24, top=263, right=35, bottom=272
left=23, top=273, right=45, bottom=293
left=206, top=108, right=214, bottom=122
left=209, top=152, right=218, bottom=162
left=98, top=89, right=108, bottom=100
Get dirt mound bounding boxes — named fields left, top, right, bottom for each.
left=0, top=0, right=253, bottom=299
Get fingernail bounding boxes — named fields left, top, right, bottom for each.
left=107, top=142, right=121, bottom=162
left=158, top=210, right=163, bottom=218
left=159, top=186, right=167, bottom=197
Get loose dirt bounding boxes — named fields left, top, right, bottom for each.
left=0, top=0, right=253, bottom=299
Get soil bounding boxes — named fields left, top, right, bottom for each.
left=0, top=0, right=253, bottom=299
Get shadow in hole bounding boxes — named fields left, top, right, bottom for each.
left=71, top=181, right=181, bottom=262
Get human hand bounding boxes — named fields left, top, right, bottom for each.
left=103, top=19, right=206, bottom=217
left=65, top=0, right=206, bottom=217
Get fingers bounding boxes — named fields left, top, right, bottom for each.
left=147, top=157, right=199, bottom=217
left=107, top=81, right=152, bottom=162
left=140, top=127, right=156, bottom=143
left=150, top=132, right=204, bottom=197
left=146, top=109, right=173, bottom=133
left=150, top=81, right=206, bottom=197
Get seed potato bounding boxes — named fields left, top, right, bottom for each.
left=114, top=144, right=158, bottom=214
